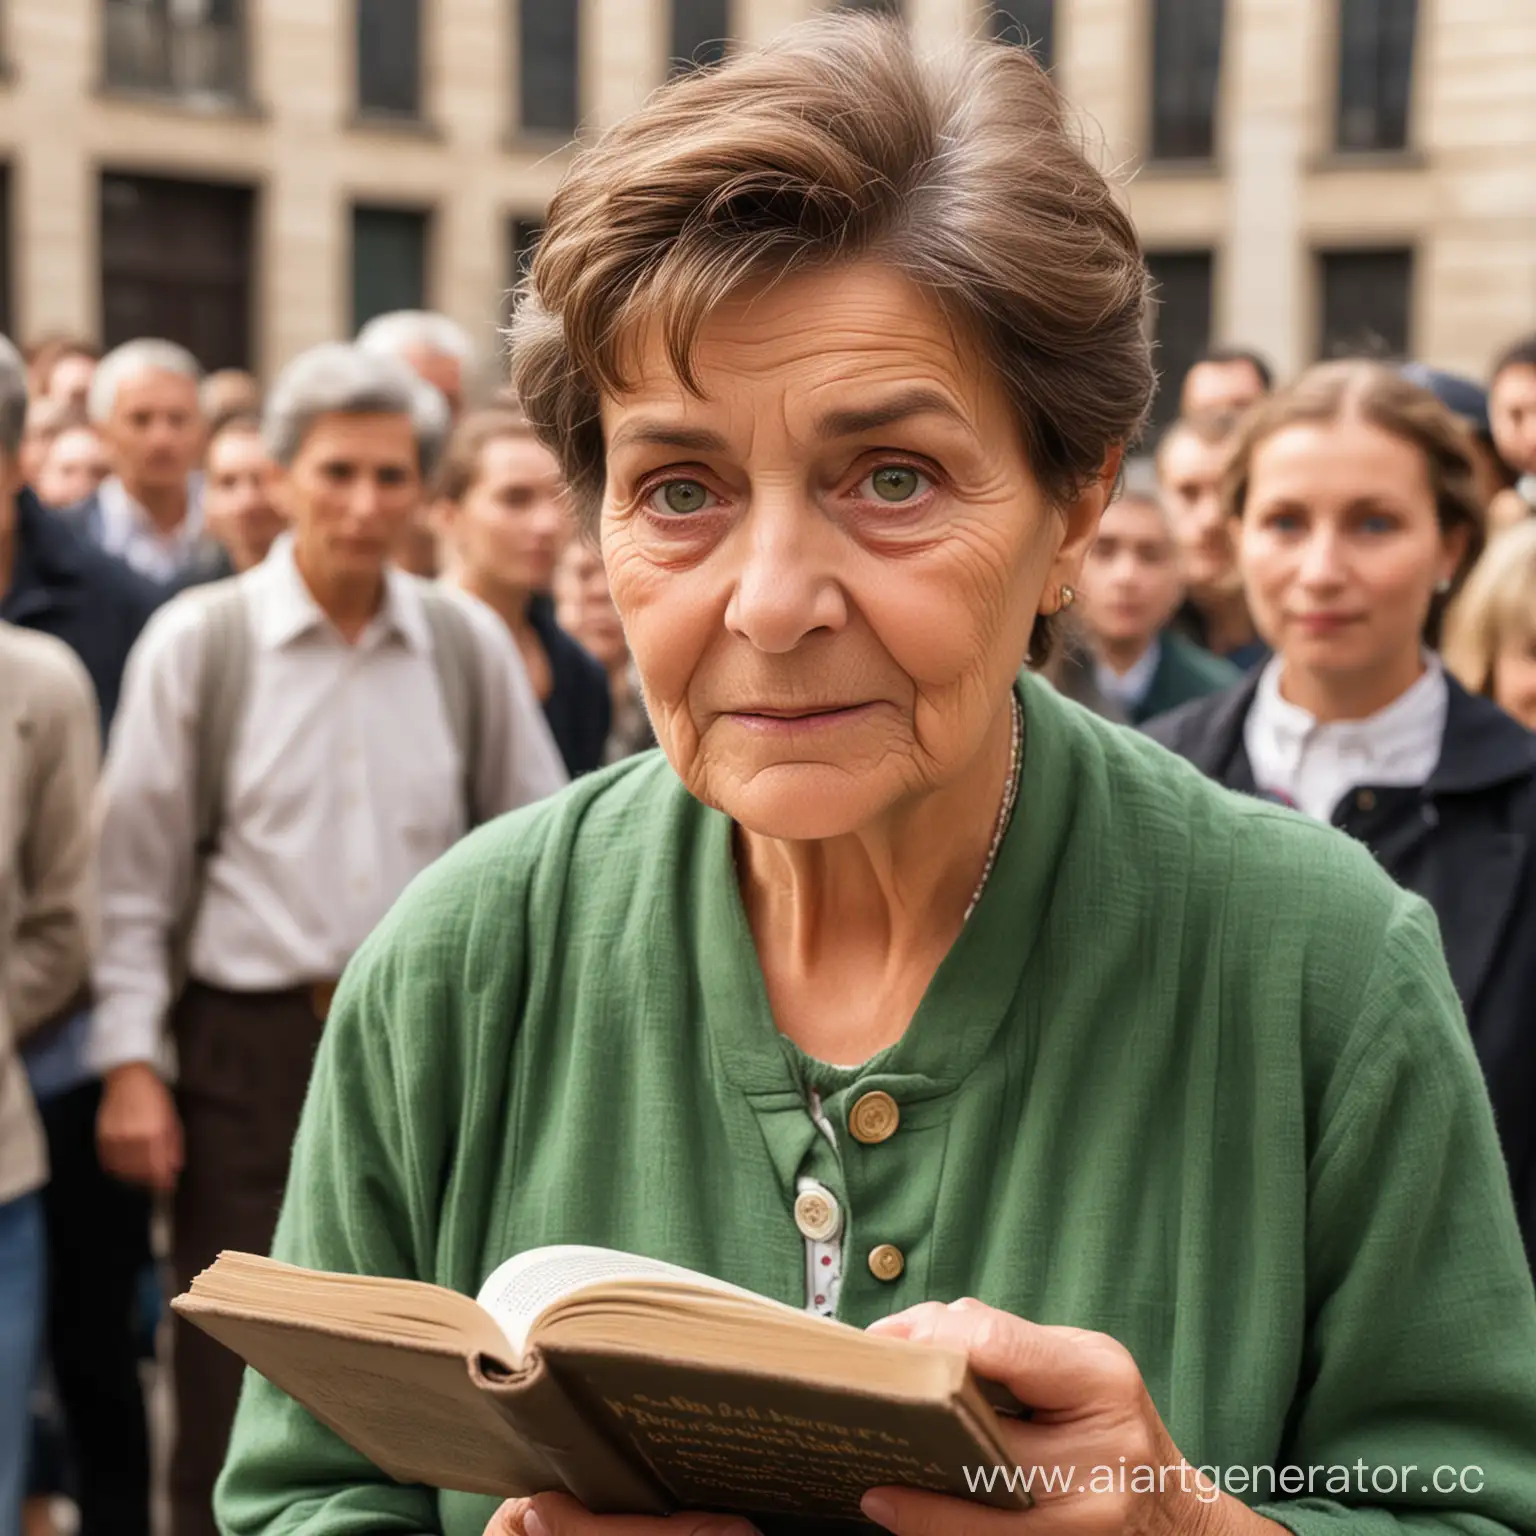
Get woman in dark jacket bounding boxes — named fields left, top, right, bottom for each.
left=436, top=408, right=611, bottom=776
left=1147, top=359, right=1536, bottom=1264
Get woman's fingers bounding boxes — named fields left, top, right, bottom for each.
left=872, top=1300, right=1138, bottom=1414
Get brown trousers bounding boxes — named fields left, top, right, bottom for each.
left=169, top=982, right=329, bottom=1536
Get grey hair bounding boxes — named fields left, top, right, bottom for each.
left=355, top=309, right=474, bottom=365
left=0, top=335, right=27, bottom=458
left=263, top=343, right=450, bottom=479
left=88, top=339, right=202, bottom=424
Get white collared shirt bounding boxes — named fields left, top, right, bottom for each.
left=95, top=474, right=207, bottom=582
left=1243, top=652, right=1447, bottom=823
left=1093, top=639, right=1162, bottom=712
left=89, top=536, right=568, bottom=1071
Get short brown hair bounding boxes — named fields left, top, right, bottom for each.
left=1220, top=359, right=1487, bottom=646
left=431, top=406, right=537, bottom=504
left=509, top=14, right=1154, bottom=658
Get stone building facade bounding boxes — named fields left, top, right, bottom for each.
left=0, top=0, right=1530, bottom=405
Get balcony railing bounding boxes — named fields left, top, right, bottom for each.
left=103, top=3, right=245, bottom=104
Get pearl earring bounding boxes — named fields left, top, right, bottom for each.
left=1058, top=585, right=1076, bottom=611
left=1435, top=578, right=1452, bottom=595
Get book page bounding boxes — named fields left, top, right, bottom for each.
left=476, top=1246, right=798, bottom=1354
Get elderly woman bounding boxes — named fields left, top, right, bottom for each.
left=219, top=20, right=1536, bottom=1536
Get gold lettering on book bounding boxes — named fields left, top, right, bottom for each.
left=599, top=1390, right=939, bottom=1515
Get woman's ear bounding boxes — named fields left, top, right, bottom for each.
left=1045, top=446, right=1124, bottom=598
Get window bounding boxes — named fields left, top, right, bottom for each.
left=352, top=205, right=428, bottom=334
left=520, top=0, right=579, bottom=133
left=100, top=173, right=254, bottom=369
left=1144, top=251, right=1214, bottom=434
left=988, top=3, right=1054, bottom=70
left=503, top=217, right=544, bottom=324
left=509, top=217, right=544, bottom=284
left=1149, top=0, right=1224, bottom=161
left=1318, top=249, right=1413, bottom=360
left=1336, top=0, right=1417, bottom=152
left=356, top=0, right=421, bottom=117
left=102, top=0, right=245, bottom=101
left=670, top=0, right=730, bottom=73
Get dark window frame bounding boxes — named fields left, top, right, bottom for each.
left=351, top=202, right=432, bottom=336
left=1143, top=249, right=1215, bottom=435
left=1335, top=0, right=1418, bottom=153
left=355, top=0, right=423, bottom=121
left=1316, top=246, right=1415, bottom=362
left=99, top=169, right=256, bottom=371
left=1148, top=0, right=1225, bottom=164
left=101, top=0, right=249, bottom=105
left=669, top=0, right=731, bottom=74
left=987, top=3, right=1054, bottom=71
left=518, top=0, right=580, bottom=135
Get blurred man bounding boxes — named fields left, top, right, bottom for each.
left=89, top=344, right=565, bottom=1536
left=0, top=619, right=98, bottom=1536
left=1076, top=490, right=1239, bottom=724
left=198, top=369, right=260, bottom=427
left=202, top=414, right=284, bottom=573
left=0, top=333, right=160, bottom=1536
left=35, top=424, right=110, bottom=510
left=1180, top=346, right=1272, bottom=421
left=1488, top=334, right=1536, bottom=528
left=357, top=312, right=471, bottom=577
left=65, top=339, right=213, bottom=585
left=356, top=310, right=473, bottom=420
left=1156, top=415, right=1267, bottom=669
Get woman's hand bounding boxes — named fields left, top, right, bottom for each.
left=862, top=1300, right=1271, bottom=1536
left=486, top=1493, right=752, bottom=1536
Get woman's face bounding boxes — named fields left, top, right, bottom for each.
left=1238, top=417, right=1464, bottom=686
left=553, top=539, right=628, bottom=670
left=447, top=435, right=569, bottom=595
left=1494, top=623, right=1536, bottom=731
left=599, top=262, right=1108, bottom=839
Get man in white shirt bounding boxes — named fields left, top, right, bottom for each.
left=356, top=311, right=476, bottom=576
left=62, top=339, right=213, bottom=585
left=87, top=342, right=567, bottom=1536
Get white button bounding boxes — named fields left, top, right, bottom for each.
left=794, top=1186, right=842, bottom=1243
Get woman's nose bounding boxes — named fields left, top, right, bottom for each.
left=724, top=505, right=847, bottom=654
left=1296, top=528, right=1346, bottom=586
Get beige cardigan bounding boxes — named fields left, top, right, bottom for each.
left=0, top=621, right=98, bottom=1204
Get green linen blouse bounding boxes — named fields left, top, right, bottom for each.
left=217, top=672, right=1536, bottom=1536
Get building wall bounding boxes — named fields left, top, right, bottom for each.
left=0, top=0, right=1531, bottom=385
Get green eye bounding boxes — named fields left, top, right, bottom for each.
left=653, top=479, right=711, bottom=515
left=868, top=465, right=925, bottom=503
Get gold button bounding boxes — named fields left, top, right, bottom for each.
left=793, top=1187, right=842, bottom=1242
left=849, top=1090, right=899, bottom=1145
left=1356, top=789, right=1376, bottom=811
left=868, top=1243, right=904, bottom=1282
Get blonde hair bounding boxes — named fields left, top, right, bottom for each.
left=1221, top=359, right=1487, bottom=646
left=1443, top=519, right=1536, bottom=696
left=508, top=13, right=1153, bottom=660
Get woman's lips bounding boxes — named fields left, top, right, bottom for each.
left=1290, top=611, right=1363, bottom=636
left=727, top=702, right=879, bottom=734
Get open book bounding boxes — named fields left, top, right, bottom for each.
left=174, top=1245, right=1029, bottom=1528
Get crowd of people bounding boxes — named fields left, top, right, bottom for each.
left=1, top=22, right=1535, bottom=1536
left=0, top=313, right=661, bottom=1536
